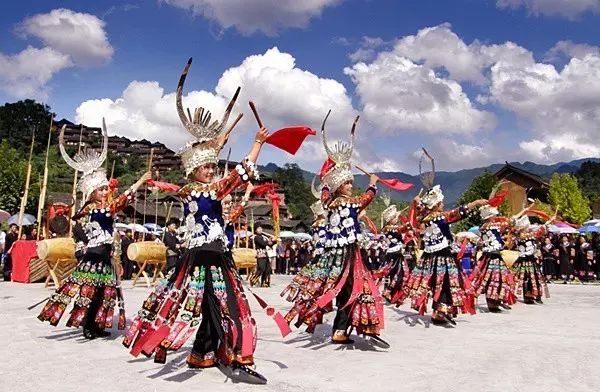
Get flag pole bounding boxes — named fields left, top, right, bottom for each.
left=18, top=130, right=36, bottom=239
left=36, top=117, right=54, bottom=240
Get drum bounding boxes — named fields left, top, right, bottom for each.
left=233, top=247, right=257, bottom=270
left=501, top=250, right=519, bottom=269
left=127, top=241, right=167, bottom=262
left=36, top=238, right=75, bottom=262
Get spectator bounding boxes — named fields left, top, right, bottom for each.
left=121, top=230, right=135, bottom=279
left=163, top=220, right=181, bottom=272
left=3, top=224, right=18, bottom=281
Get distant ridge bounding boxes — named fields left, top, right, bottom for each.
left=262, top=158, right=600, bottom=206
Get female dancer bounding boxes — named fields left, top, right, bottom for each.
left=123, top=58, right=268, bottom=383
left=468, top=204, right=525, bottom=312
left=38, top=120, right=150, bottom=339
left=511, top=215, right=552, bottom=304
left=285, top=112, right=387, bottom=346
left=380, top=198, right=411, bottom=306
left=406, top=181, right=487, bottom=325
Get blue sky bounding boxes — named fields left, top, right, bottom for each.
left=1, top=0, right=599, bottom=173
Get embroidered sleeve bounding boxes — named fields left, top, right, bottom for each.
left=227, top=203, right=245, bottom=222
left=110, top=189, right=136, bottom=214
left=214, top=158, right=260, bottom=200
left=357, top=186, right=377, bottom=210
left=444, top=205, right=473, bottom=224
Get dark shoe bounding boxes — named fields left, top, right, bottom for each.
left=231, top=364, right=267, bottom=385
left=534, top=298, right=543, bottom=304
left=444, top=314, right=457, bottom=325
left=489, top=307, right=502, bottom=313
left=499, top=303, right=512, bottom=310
left=365, top=334, right=390, bottom=349
left=83, top=328, right=97, bottom=340
left=432, top=317, right=448, bottom=326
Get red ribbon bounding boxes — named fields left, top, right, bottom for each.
left=266, top=126, right=316, bottom=155
left=147, top=180, right=181, bottom=193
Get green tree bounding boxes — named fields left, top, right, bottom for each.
left=273, top=163, right=313, bottom=220
left=454, top=170, right=498, bottom=232
left=0, top=100, right=55, bottom=154
left=548, top=173, right=591, bottom=224
left=0, top=142, right=40, bottom=214
left=576, top=161, right=600, bottom=204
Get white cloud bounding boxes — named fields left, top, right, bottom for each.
left=75, top=47, right=357, bottom=168
left=496, top=0, right=600, bottom=20
left=545, top=40, right=600, bottom=62
left=345, top=53, right=496, bottom=135
left=162, top=0, right=342, bottom=35
left=348, top=36, right=389, bottom=62
left=0, top=46, right=72, bottom=100
left=18, top=8, right=113, bottom=66
left=487, top=52, right=600, bottom=161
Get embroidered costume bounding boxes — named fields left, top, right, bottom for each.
left=38, top=120, right=135, bottom=338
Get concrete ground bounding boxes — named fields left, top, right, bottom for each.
left=2, top=276, right=599, bottom=392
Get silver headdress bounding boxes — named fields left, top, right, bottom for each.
left=59, top=119, right=109, bottom=200
left=381, top=192, right=398, bottom=224
left=320, top=110, right=358, bottom=193
left=177, top=58, right=243, bottom=176
left=310, top=175, right=326, bottom=217
left=418, top=148, right=444, bottom=209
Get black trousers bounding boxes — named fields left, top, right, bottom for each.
left=167, top=255, right=179, bottom=272
left=84, top=285, right=105, bottom=331
left=3, top=253, right=11, bottom=281
left=332, top=267, right=353, bottom=332
left=255, top=257, right=271, bottom=286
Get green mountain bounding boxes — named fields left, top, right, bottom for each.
left=261, top=158, right=600, bottom=206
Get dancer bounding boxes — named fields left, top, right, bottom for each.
left=379, top=196, right=411, bottom=306
left=286, top=112, right=387, bottom=347
left=511, top=214, right=552, bottom=304
left=281, top=177, right=329, bottom=332
left=38, top=120, right=150, bottom=339
left=123, top=58, right=268, bottom=384
left=469, top=204, right=525, bottom=312
left=406, top=151, right=487, bottom=325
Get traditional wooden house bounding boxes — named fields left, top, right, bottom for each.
left=494, top=163, right=550, bottom=215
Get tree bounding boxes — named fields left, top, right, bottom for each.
left=273, top=164, right=313, bottom=220
left=576, top=161, right=600, bottom=204
left=548, top=173, right=591, bottom=224
left=454, top=170, right=498, bottom=232
left=0, top=142, right=40, bottom=214
left=0, top=100, right=55, bottom=154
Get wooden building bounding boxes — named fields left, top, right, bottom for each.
left=494, top=163, right=550, bottom=215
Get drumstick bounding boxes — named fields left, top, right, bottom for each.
left=248, top=101, right=263, bottom=128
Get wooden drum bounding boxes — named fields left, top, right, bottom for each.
left=501, top=250, right=519, bottom=269
left=37, top=237, right=75, bottom=262
left=232, top=247, right=257, bottom=270
left=127, top=241, right=167, bottom=262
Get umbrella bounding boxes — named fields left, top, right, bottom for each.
left=279, top=231, right=296, bottom=239
left=456, top=231, right=479, bottom=240
left=115, top=222, right=129, bottom=231
left=294, top=232, right=312, bottom=241
left=579, top=225, right=600, bottom=234
left=144, top=223, right=163, bottom=233
left=468, top=226, right=480, bottom=235
left=7, top=213, right=36, bottom=226
left=0, top=209, right=10, bottom=223
left=583, top=219, right=600, bottom=226
left=128, top=223, right=149, bottom=233
left=548, top=224, right=578, bottom=234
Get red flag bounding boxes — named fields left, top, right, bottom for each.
left=147, top=180, right=181, bottom=193
left=488, top=191, right=508, bottom=207
left=266, top=126, right=316, bottom=155
left=526, top=209, right=551, bottom=221
left=252, top=183, right=279, bottom=197
left=378, top=178, right=414, bottom=192
left=319, top=158, right=336, bottom=180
